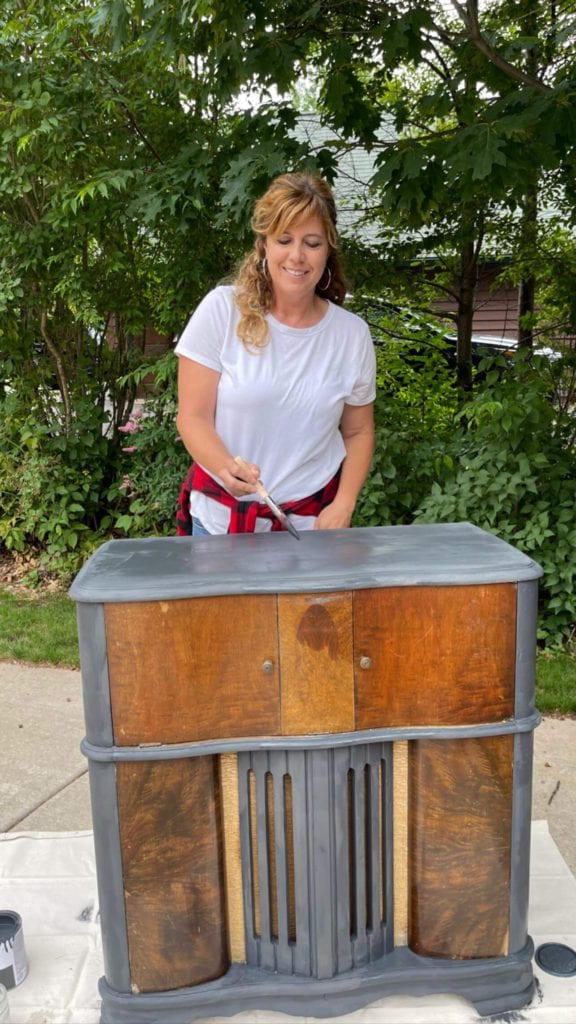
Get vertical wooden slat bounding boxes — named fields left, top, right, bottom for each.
left=333, top=746, right=353, bottom=975
left=117, top=757, right=228, bottom=992
left=290, top=751, right=312, bottom=976
left=409, top=735, right=513, bottom=959
left=238, top=759, right=258, bottom=964
left=219, top=753, right=246, bottom=963
left=393, top=741, right=409, bottom=947
left=254, top=753, right=275, bottom=970
left=272, top=752, right=293, bottom=974
left=283, top=770, right=297, bottom=946
left=308, top=750, right=337, bottom=980
left=350, top=746, right=368, bottom=967
left=367, top=755, right=384, bottom=961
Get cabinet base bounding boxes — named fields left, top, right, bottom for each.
left=99, top=939, right=535, bottom=1023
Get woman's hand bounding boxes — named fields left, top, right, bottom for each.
left=314, top=499, right=355, bottom=530
left=219, top=456, right=261, bottom=498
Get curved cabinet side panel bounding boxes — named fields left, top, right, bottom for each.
left=409, top=735, right=513, bottom=959
left=116, top=756, right=229, bottom=992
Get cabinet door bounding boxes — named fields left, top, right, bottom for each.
left=353, top=585, right=516, bottom=728
left=278, top=592, right=355, bottom=735
left=105, top=595, right=280, bottom=744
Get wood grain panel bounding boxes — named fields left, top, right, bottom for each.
left=105, top=596, right=280, bottom=744
left=219, top=753, right=246, bottom=963
left=354, top=585, right=516, bottom=728
left=408, top=735, right=513, bottom=959
left=117, top=756, right=228, bottom=992
left=279, top=592, right=354, bottom=735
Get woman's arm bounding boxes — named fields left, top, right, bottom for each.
left=176, top=356, right=259, bottom=497
left=314, top=402, right=375, bottom=529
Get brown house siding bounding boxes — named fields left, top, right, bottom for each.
left=432, top=265, right=519, bottom=340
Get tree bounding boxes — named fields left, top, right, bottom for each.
left=108, top=0, right=576, bottom=388
left=3, top=0, right=576, bottom=601
left=0, top=1, right=244, bottom=436
left=0, top=0, right=314, bottom=565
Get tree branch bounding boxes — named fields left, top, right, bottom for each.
left=449, top=0, right=551, bottom=92
left=78, top=48, right=165, bottom=165
left=40, top=311, right=73, bottom=435
left=7, top=151, right=41, bottom=225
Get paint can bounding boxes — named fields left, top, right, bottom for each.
left=0, top=912, right=27, bottom=990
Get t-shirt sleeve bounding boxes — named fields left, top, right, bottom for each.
left=173, top=287, right=230, bottom=372
left=346, top=326, right=377, bottom=406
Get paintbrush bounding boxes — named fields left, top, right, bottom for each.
left=234, top=456, right=301, bottom=540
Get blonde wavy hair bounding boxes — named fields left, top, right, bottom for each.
left=233, top=172, right=347, bottom=349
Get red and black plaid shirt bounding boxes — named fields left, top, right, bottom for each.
left=176, top=463, right=341, bottom=535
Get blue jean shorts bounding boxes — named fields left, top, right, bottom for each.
left=192, top=516, right=211, bottom=537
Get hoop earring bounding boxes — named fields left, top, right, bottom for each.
left=318, top=265, right=332, bottom=292
left=261, top=256, right=268, bottom=275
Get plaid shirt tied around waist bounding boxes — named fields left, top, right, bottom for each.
left=176, top=463, right=341, bottom=536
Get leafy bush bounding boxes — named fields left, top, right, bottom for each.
left=107, top=352, right=190, bottom=537
left=0, top=386, right=121, bottom=577
left=354, top=304, right=459, bottom=526
left=0, top=350, right=187, bottom=581
left=413, top=352, right=576, bottom=647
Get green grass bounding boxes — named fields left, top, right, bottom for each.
left=536, top=649, right=576, bottom=715
left=0, top=587, right=575, bottom=714
left=0, top=589, right=79, bottom=668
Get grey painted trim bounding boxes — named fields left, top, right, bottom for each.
left=509, top=731, right=534, bottom=953
left=81, top=712, right=541, bottom=763
left=88, top=762, right=131, bottom=993
left=333, top=747, right=352, bottom=974
left=309, top=748, right=336, bottom=978
left=69, top=525, right=543, bottom=604
left=76, top=603, right=113, bottom=747
left=515, top=580, right=539, bottom=720
left=290, top=749, right=311, bottom=976
left=97, top=941, right=535, bottom=1023
left=271, top=752, right=293, bottom=975
left=254, top=753, right=273, bottom=971
left=237, top=757, right=258, bottom=967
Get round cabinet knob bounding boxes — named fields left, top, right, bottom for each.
left=359, top=656, right=372, bottom=670
left=261, top=660, right=274, bottom=675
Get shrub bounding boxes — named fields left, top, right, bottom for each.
left=107, top=352, right=190, bottom=537
left=354, top=310, right=459, bottom=526
left=0, top=386, right=121, bottom=578
left=414, top=352, right=576, bottom=647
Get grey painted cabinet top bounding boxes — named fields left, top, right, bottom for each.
left=69, top=523, right=543, bottom=603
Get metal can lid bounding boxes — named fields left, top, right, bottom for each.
left=535, top=942, right=576, bottom=977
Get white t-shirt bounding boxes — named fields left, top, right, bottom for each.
left=174, top=285, right=376, bottom=534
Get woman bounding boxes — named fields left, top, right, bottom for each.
left=175, top=172, right=376, bottom=536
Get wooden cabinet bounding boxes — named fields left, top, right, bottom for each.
left=71, top=525, right=541, bottom=1021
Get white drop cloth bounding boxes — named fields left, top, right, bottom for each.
left=0, top=821, right=575, bottom=1024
